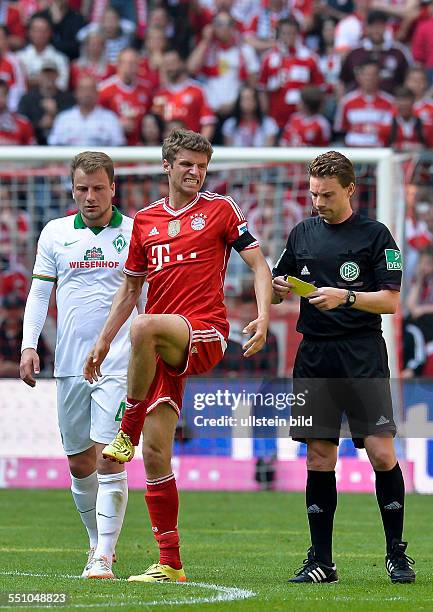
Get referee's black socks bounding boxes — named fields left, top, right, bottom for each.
left=375, top=462, right=405, bottom=552
left=306, top=470, right=337, bottom=566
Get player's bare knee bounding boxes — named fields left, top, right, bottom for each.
left=67, top=452, right=95, bottom=478
left=306, top=441, right=337, bottom=471
left=142, top=443, right=170, bottom=474
left=369, top=450, right=396, bottom=472
left=130, top=315, right=157, bottom=347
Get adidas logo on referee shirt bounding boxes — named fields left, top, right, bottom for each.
left=148, top=226, right=159, bottom=236
left=301, top=266, right=310, bottom=275
left=307, top=504, right=323, bottom=514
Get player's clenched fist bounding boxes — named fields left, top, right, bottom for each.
left=83, top=339, right=111, bottom=383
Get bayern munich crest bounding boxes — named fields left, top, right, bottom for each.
left=190, top=212, right=207, bottom=231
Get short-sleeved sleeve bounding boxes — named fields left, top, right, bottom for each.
left=372, top=225, right=402, bottom=291
left=222, top=196, right=258, bottom=253
left=32, top=223, right=57, bottom=282
left=124, top=215, right=148, bottom=276
left=272, top=230, right=297, bottom=278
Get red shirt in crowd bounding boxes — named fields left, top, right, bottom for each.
left=0, top=112, right=35, bottom=144
left=152, top=80, right=215, bottom=133
left=98, top=75, right=152, bottom=145
left=259, top=43, right=324, bottom=128
left=280, top=111, right=331, bottom=146
left=334, top=89, right=396, bottom=147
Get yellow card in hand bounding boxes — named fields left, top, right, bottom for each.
left=285, top=275, right=316, bottom=297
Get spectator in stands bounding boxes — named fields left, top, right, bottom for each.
left=334, top=0, right=370, bottom=54
left=77, top=6, right=135, bottom=64
left=98, top=47, right=152, bottom=146
left=244, top=0, right=291, bottom=53
left=70, top=30, right=115, bottom=91
left=222, top=84, right=278, bottom=146
left=259, top=17, right=324, bottom=130
left=412, top=0, right=433, bottom=84
left=0, top=79, right=35, bottom=144
left=85, top=0, right=146, bottom=35
left=405, top=65, right=433, bottom=126
left=147, top=5, right=175, bottom=42
left=315, top=17, right=344, bottom=121
left=18, top=60, right=75, bottom=144
left=403, top=247, right=433, bottom=377
left=0, top=0, right=25, bottom=50
left=17, top=15, right=69, bottom=90
left=187, top=11, right=259, bottom=119
left=380, top=85, right=433, bottom=151
left=140, top=112, right=164, bottom=146
left=0, top=183, right=30, bottom=265
left=138, top=25, right=168, bottom=91
left=153, top=49, right=215, bottom=140
left=34, top=0, right=86, bottom=61
left=0, top=25, right=26, bottom=112
left=334, top=59, right=395, bottom=147
left=340, top=10, right=411, bottom=95
left=279, top=86, right=331, bottom=147
left=48, top=75, right=124, bottom=146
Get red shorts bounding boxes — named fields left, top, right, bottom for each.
left=143, top=316, right=227, bottom=416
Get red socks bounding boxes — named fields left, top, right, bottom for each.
left=121, top=397, right=147, bottom=446
left=144, top=473, right=182, bottom=569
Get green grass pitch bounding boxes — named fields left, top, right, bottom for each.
left=0, top=489, right=431, bottom=611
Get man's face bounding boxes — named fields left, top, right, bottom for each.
left=405, top=71, right=428, bottom=98
left=117, top=50, right=138, bottom=82
left=356, top=64, right=379, bottom=92
left=278, top=23, right=298, bottom=48
left=164, top=149, right=208, bottom=198
left=29, top=18, right=51, bottom=48
left=162, top=52, right=184, bottom=83
left=309, top=176, right=354, bottom=224
left=367, top=21, right=386, bottom=45
left=76, top=78, right=97, bottom=108
left=72, top=168, right=115, bottom=227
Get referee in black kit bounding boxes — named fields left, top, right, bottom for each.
left=272, top=151, right=415, bottom=584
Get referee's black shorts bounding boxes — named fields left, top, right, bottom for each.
left=291, top=331, right=396, bottom=448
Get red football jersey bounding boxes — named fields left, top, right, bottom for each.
left=152, top=80, right=215, bottom=133
left=414, top=98, right=433, bottom=126
left=70, top=60, right=116, bottom=90
left=259, top=44, right=324, bottom=128
left=124, top=191, right=258, bottom=337
left=98, top=75, right=152, bottom=145
left=280, top=111, right=331, bottom=146
left=0, top=111, right=35, bottom=144
left=334, top=89, right=395, bottom=147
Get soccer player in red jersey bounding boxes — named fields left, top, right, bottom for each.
left=84, top=129, right=272, bottom=583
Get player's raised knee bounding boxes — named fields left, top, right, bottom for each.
left=130, top=314, right=159, bottom=345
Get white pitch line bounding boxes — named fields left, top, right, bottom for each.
left=0, top=571, right=256, bottom=608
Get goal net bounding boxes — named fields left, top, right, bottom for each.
left=0, top=146, right=414, bottom=486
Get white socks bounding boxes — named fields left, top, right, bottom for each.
left=94, top=471, right=128, bottom=562
left=70, top=471, right=98, bottom=548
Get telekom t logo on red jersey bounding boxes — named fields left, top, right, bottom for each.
left=151, top=244, right=197, bottom=271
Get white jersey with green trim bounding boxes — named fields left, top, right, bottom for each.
left=33, top=208, right=136, bottom=377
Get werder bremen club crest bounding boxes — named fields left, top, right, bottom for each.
left=168, top=220, right=181, bottom=237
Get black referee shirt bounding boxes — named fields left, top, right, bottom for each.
left=272, top=212, right=402, bottom=338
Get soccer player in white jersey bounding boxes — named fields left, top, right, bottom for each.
left=20, top=151, right=138, bottom=579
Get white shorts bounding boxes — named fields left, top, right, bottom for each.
left=56, top=375, right=127, bottom=455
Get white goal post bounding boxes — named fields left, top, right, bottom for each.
left=0, top=145, right=400, bottom=374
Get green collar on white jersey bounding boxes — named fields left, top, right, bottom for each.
left=74, top=206, right=123, bottom=235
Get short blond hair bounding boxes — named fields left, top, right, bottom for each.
left=162, top=129, right=213, bottom=166
left=70, top=151, right=114, bottom=185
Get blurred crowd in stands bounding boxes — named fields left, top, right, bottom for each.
left=0, top=0, right=433, bottom=376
